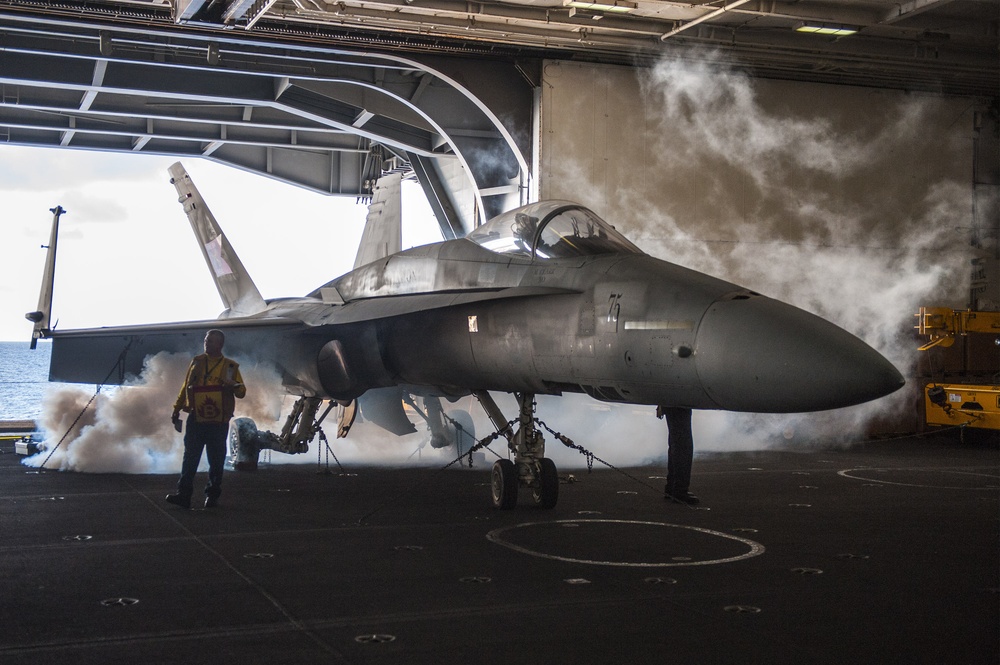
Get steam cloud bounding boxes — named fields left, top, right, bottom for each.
left=24, top=352, right=285, bottom=474
left=22, top=351, right=457, bottom=473
left=570, top=53, right=975, bottom=455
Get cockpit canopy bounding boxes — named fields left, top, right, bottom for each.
left=466, top=201, right=643, bottom=259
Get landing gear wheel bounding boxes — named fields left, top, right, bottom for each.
left=491, top=459, right=518, bottom=510
left=228, top=417, right=260, bottom=472
left=532, top=457, right=559, bottom=509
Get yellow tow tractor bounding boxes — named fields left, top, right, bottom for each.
left=916, top=307, right=1000, bottom=438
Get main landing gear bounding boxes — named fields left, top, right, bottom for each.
left=475, top=391, right=559, bottom=510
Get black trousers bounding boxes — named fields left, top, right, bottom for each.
left=662, top=407, right=694, bottom=496
left=176, top=415, right=229, bottom=499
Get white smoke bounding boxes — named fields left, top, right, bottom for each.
left=24, top=352, right=286, bottom=473
left=301, top=419, right=443, bottom=468
left=541, top=54, right=978, bottom=456
left=632, top=56, right=972, bottom=450
left=259, top=395, right=482, bottom=469
left=22, top=346, right=466, bottom=473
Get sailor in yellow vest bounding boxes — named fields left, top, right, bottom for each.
left=166, top=329, right=246, bottom=509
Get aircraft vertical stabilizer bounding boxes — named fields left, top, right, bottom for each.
left=354, top=172, right=402, bottom=269
left=168, top=162, right=267, bottom=317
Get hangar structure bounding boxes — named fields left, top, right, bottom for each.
left=0, top=0, right=996, bottom=239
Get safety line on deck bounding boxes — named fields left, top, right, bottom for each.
left=125, top=479, right=351, bottom=664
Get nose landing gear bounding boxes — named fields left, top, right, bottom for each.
left=228, top=396, right=355, bottom=470
left=477, top=391, right=559, bottom=510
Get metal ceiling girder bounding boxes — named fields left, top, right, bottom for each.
left=660, top=0, right=754, bottom=41
left=264, top=0, right=995, bottom=96
left=0, top=48, right=442, bottom=156
left=272, top=0, right=995, bottom=49
left=271, top=78, right=441, bottom=154
left=0, top=0, right=995, bottom=101
left=283, top=0, right=671, bottom=39
left=275, top=78, right=443, bottom=148
left=0, top=10, right=532, bottom=229
left=284, top=66, right=531, bottom=219
left=400, top=53, right=535, bottom=219
left=208, top=141, right=367, bottom=193
left=732, top=0, right=992, bottom=41
left=0, top=106, right=359, bottom=151
left=880, top=0, right=957, bottom=25
left=176, top=0, right=209, bottom=23
left=407, top=151, right=465, bottom=240
left=0, top=82, right=374, bottom=153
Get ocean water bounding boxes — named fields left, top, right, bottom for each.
left=0, top=341, right=59, bottom=421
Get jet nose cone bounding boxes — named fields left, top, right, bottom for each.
left=695, top=295, right=905, bottom=413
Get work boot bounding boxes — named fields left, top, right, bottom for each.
left=204, top=496, right=219, bottom=509
left=666, top=491, right=700, bottom=506
left=165, top=493, right=191, bottom=510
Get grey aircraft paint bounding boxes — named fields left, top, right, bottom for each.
left=29, top=165, right=904, bottom=508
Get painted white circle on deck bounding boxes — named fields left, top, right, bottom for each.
left=838, top=467, right=1000, bottom=490
left=486, top=519, right=765, bottom=567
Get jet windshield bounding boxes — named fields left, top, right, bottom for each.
left=467, top=201, right=642, bottom=259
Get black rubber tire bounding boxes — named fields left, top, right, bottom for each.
left=532, top=457, right=559, bottom=509
left=491, top=459, right=518, bottom=510
left=228, top=417, right=260, bottom=470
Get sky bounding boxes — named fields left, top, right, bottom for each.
left=0, top=145, right=443, bottom=342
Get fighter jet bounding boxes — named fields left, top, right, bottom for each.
left=27, top=162, right=904, bottom=509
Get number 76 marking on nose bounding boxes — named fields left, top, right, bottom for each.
left=607, top=293, right=622, bottom=330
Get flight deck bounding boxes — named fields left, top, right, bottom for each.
left=1, top=434, right=996, bottom=664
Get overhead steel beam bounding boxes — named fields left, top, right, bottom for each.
left=0, top=99, right=362, bottom=144
left=0, top=108, right=369, bottom=152
left=0, top=0, right=994, bottom=99
left=175, top=0, right=210, bottom=23
left=0, top=50, right=444, bottom=156
left=408, top=151, right=465, bottom=239
left=660, top=0, right=754, bottom=41
left=0, top=10, right=533, bottom=222
left=880, top=0, right=958, bottom=25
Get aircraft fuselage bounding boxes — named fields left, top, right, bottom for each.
left=45, top=199, right=903, bottom=416
left=264, top=234, right=902, bottom=413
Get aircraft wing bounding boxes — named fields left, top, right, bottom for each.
left=46, top=318, right=305, bottom=385
left=45, top=287, right=580, bottom=387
